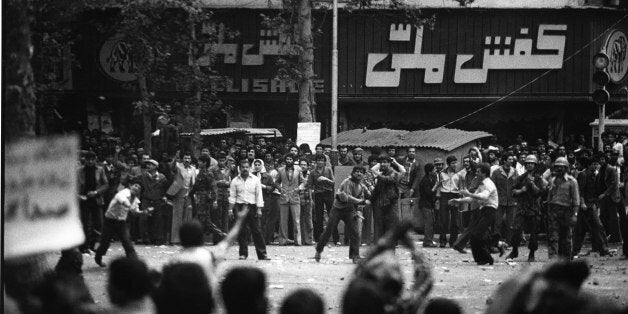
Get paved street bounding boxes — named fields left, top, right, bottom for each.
left=75, top=240, right=628, bottom=314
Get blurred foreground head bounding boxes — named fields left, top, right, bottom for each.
left=486, top=259, right=625, bottom=314
left=281, top=288, right=324, bottom=314
left=222, top=266, right=268, bottom=314
left=155, top=262, right=213, bottom=314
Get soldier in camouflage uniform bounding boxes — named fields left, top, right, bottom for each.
left=546, top=157, right=580, bottom=260
left=506, top=155, right=546, bottom=262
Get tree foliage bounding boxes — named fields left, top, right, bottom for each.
left=95, top=0, right=231, bottom=153
left=262, top=0, right=438, bottom=125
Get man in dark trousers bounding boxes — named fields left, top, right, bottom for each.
left=78, top=151, right=109, bottom=254
left=95, top=183, right=149, bottom=267
left=449, top=163, right=498, bottom=265
left=371, top=156, right=403, bottom=241
left=416, top=163, right=437, bottom=247
left=228, top=159, right=270, bottom=260
left=547, top=157, right=580, bottom=260
left=507, top=155, right=545, bottom=262
left=314, top=166, right=370, bottom=264
left=307, top=153, right=337, bottom=244
left=573, top=156, right=613, bottom=257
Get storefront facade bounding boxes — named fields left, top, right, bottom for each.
left=61, top=6, right=628, bottom=143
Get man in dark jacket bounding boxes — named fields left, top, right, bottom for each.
left=507, top=155, right=545, bottom=262
left=371, top=156, right=402, bottom=241
left=78, top=151, right=109, bottom=253
left=574, top=156, right=612, bottom=257
left=490, top=153, right=518, bottom=245
left=416, top=163, right=437, bottom=247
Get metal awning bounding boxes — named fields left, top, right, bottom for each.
left=152, top=128, right=282, bottom=137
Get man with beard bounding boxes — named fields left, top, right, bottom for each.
left=338, top=146, right=356, bottom=166
left=371, top=156, right=403, bottom=241
left=506, top=155, right=545, bottom=262
left=229, top=159, right=270, bottom=260
left=78, top=151, right=109, bottom=253
left=166, top=151, right=196, bottom=244
left=276, top=153, right=305, bottom=246
left=314, top=166, right=370, bottom=264
left=210, top=152, right=233, bottom=233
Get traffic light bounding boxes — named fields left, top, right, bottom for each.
left=592, top=51, right=610, bottom=105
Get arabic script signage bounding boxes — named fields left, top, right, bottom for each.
left=366, top=23, right=567, bottom=86
left=605, top=29, right=628, bottom=84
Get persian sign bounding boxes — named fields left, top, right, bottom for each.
left=366, top=23, right=568, bottom=86
left=605, top=29, right=628, bottom=84
left=4, top=136, right=85, bottom=258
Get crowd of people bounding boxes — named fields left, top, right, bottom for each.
left=4, top=129, right=628, bottom=314
left=75, top=128, right=628, bottom=266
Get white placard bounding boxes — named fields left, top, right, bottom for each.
left=296, top=122, right=321, bottom=153
left=4, top=136, right=85, bottom=258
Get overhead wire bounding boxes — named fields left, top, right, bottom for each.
left=438, top=12, right=628, bottom=129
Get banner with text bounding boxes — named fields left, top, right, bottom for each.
left=296, top=122, right=321, bottom=153
left=4, top=136, right=84, bottom=258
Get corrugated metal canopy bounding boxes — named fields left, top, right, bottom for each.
left=320, top=128, right=408, bottom=148
left=321, top=127, right=492, bottom=151
left=152, top=128, right=282, bottom=137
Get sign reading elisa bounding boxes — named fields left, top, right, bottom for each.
left=605, top=29, right=628, bottom=84
left=99, top=34, right=137, bottom=82
left=4, top=136, right=85, bottom=258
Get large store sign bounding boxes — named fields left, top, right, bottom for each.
left=202, top=23, right=325, bottom=94
left=605, top=29, right=628, bottom=84
left=366, top=23, right=567, bottom=86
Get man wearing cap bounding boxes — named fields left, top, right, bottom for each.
left=77, top=151, right=109, bottom=254
left=547, top=157, right=580, bottom=260
left=138, top=158, right=169, bottom=245
left=434, top=155, right=461, bottom=248
left=352, top=147, right=369, bottom=168
left=506, top=155, right=545, bottom=262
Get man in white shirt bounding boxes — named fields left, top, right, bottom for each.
left=95, top=183, right=149, bottom=267
left=450, top=163, right=499, bottom=265
left=229, top=159, right=270, bottom=260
